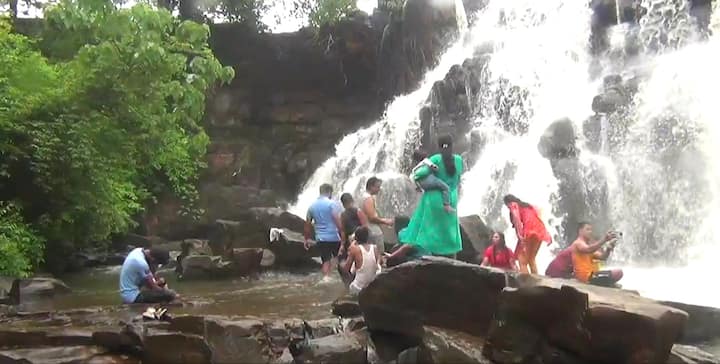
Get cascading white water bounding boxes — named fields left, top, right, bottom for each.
left=291, top=0, right=720, bottom=307
left=457, top=0, right=596, bottom=265
left=290, top=0, right=474, bottom=217
left=608, top=10, right=720, bottom=306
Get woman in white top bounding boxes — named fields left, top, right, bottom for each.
left=344, top=226, right=381, bottom=295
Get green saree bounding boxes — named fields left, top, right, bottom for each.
left=398, top=153, right=464, bottom=255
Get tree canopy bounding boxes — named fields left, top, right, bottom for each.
left=0, top=0, right=233, bottom=276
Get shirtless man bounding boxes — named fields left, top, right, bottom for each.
left=361, top=177, right=393, bottom=251
left=570, top=222, right=623, bottom=286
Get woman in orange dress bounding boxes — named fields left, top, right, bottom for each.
left=503, top=194, right=552, bottom=274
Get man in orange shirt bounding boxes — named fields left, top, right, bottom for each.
left=570, top=222, right=623, bottom=287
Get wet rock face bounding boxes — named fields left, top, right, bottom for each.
left=377, top=0, right=462, bottom=101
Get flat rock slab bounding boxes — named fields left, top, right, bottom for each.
left=0, top=345, right=105, bottom=364
left=669, top=345, right=720, bottom=364
left=493, top=274, right=688, bottom=364
left=296, top=332, right=366, bottom=364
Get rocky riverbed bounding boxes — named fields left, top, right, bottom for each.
left=3, top=256, right=720, bottom=364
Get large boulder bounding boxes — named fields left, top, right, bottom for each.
left=207, top=208, right=307, bottom=256
left=538, top=118, right=579, bottom=160
left=359, top=257, right=510, bottom=338
left=270, top=230, right=320, bottom=267
left=457, top=215, right=491, bottom=263
left=485, top=275, right=688, bottom=364
left=12, top=277, right=71, bottom=300
left=361, top=257, right=688, bottom=364
left=660, top=301, right=720, bottom=344
left=179, top=249, right=263, bottom=280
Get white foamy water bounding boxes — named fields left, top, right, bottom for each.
left=457, top=0, right=596, bottom=266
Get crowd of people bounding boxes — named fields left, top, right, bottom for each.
left=117, top=135, right=624, bottom=304
left=303, top=134, right=625, bottom=296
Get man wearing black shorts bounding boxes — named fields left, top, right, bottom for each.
left=305, top=184, right=345, bottom=281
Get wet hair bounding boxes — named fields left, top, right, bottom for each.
left=577, top=221, right=591, bottom=232
left=319, top=184, right=333, bottom=195
left=438, top=135, right=456, bottom=176
left=366, top=176, right=382, bottom=191
left=340, top=193, right=354, bottom=206
left=149, top=248, right=170, bottom=265
left=491, top=231, right=507, bottom=261
left=503, top=194, right=531, bottom=208
left=354, top=226, right=370, bottom=244
left=412, top=150, right=429, bottom=164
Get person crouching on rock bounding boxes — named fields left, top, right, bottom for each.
left=571, top=222, right=623, bottom=287
left=545, top=246, right=574, bottom=279
left=119, top=247, right=178, bottom=304
left=480, top=232, right=517, bottom=271
left=504, top=194, right=552, bottom=274
left=305, top=183, right=345, bottom=283
left=344, top=226, right=381, bottom=295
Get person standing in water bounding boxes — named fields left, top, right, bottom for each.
left=344, top=226, right=381, bottom=295
left=390, top=135, right=464, bottom=260
left=339, top=193, right=368, bottom=258
left=410, top=150, right=454, bottom=213
left=305, top=184, right=345, bottom=281
left=361, top=177, right=393, bottom=251
left=571, top=222, right=623, bottom=286
left=504, top=194, right=552, bottom=274
left=480, top=232, right=517, bottom=271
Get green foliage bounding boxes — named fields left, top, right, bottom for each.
left=0, top=0, right=233, bottom=275
left=0, top=203, right=44, bottom=277
left=308, top=0, right=356, bottom=28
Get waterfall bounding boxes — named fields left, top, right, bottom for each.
left=292, top=0, right=720, bottom=307
left=290, top=0, right=474, bottom=217
left=457, top=0, right=595, bottom=262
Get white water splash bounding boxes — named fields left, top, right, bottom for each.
left=457, top=0, right=595, bottom=266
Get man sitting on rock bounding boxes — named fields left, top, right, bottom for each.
left=571, top=222, right=623, bottom=287
left=119, top=247, right=177, bottom=304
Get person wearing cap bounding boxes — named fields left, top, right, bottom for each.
left=119, top=247, right=177, bottom=304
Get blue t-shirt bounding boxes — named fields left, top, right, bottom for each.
left=308, top=196, right=342, bottom=242
left=119, top=248, right=152, bottom=303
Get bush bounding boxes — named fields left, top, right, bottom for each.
left=0, top=1, right=234, bottom=275
left=0, top=203, right=44, bottom=277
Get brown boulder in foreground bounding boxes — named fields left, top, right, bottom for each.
left=360, top=257, right=688, bottom=364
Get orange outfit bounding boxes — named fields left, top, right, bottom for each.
left=571, top=246, right=595, bottom=282
left=509, top=202, right=551, bottom=274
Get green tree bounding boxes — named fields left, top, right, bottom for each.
left=0, top=0, right=233, bottom=275
left=308, top=0, right=356, bottom=28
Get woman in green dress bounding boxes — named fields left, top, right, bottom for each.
left=387, top=135, right=464, bottom=261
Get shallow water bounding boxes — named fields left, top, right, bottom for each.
left=26, top=266, right=346, bottom=321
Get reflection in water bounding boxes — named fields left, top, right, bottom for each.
left=34, top=267, right=345, bottom=321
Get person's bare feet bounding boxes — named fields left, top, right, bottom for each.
left=443, top=204, right=456, bottom=213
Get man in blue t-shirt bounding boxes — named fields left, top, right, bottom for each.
left=305, top=183, right=345, bottom=281
left=119, top=247, right=176, bottom=304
